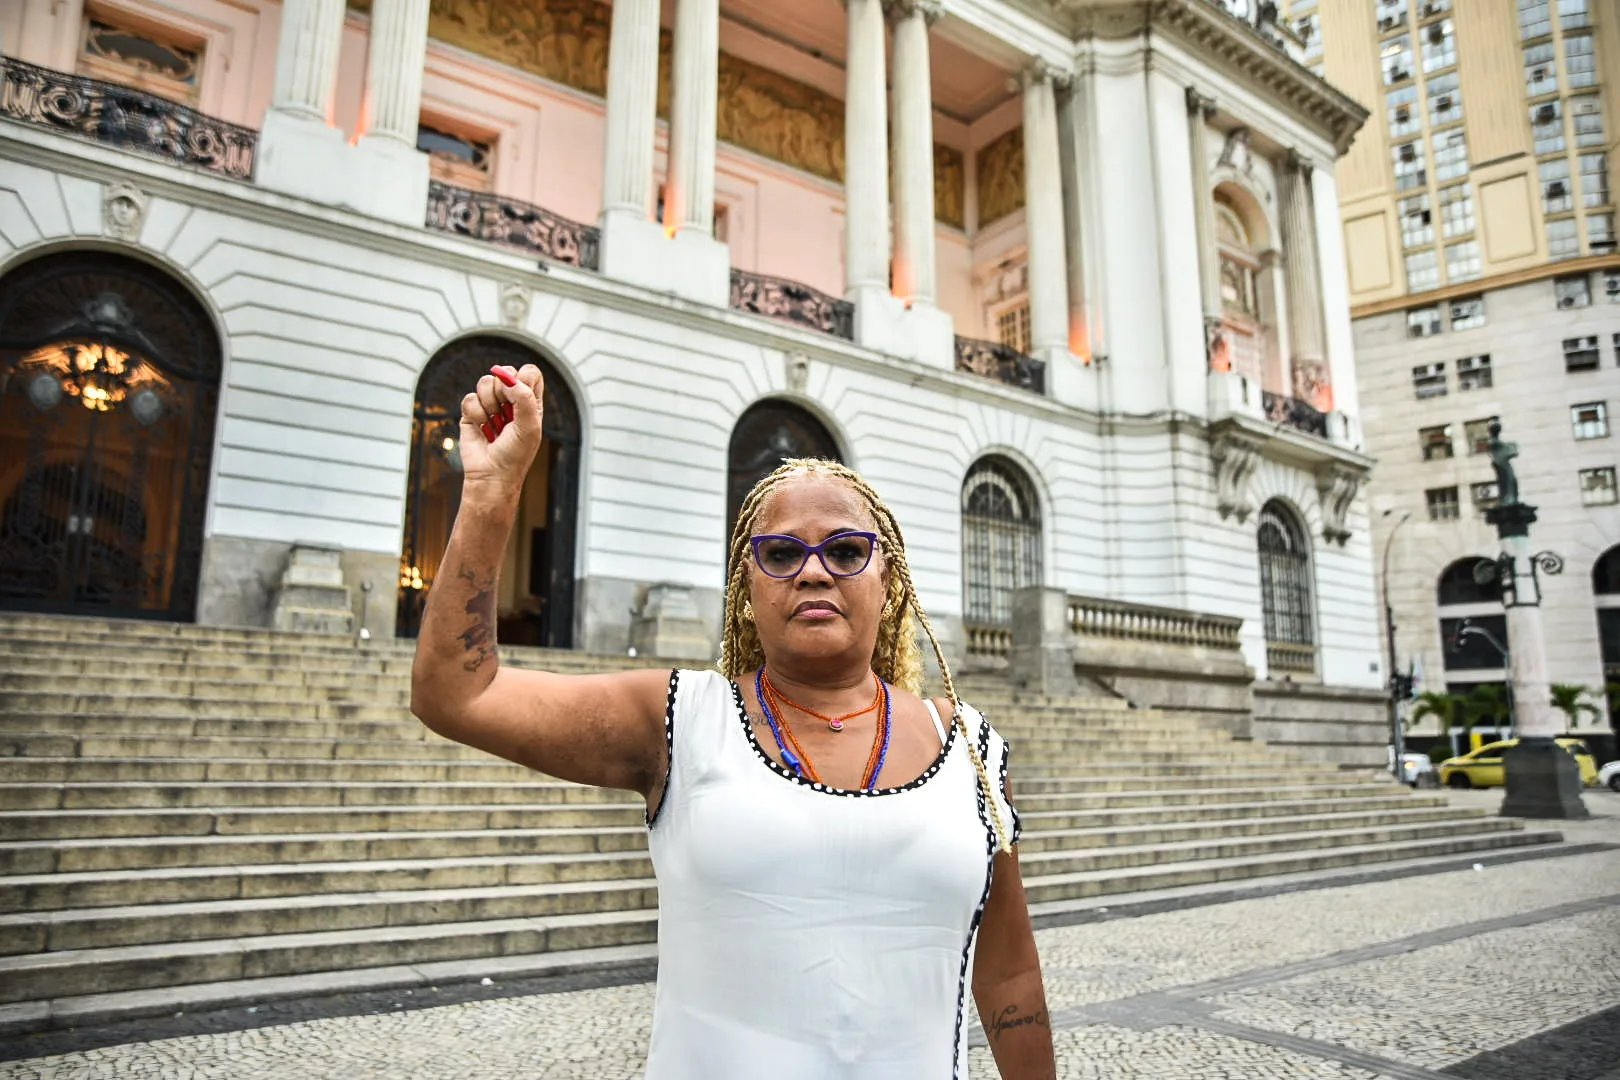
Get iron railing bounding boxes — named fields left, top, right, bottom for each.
left=954, top=336, right=1046, bottom=394
left=0, top=57, right=257, bottom=180
left=425, top=180, right=600, bottom=270
left=1262, top=390, right=1329, bottom=438
left=728, top=269, right=854, bottom=340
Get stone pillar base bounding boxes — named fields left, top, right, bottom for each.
left=902, top=300, right=955, bottom=371
left=630, top=583, right=715, bottom=661
left=352, top=135, right=433, bottom=226
left=1499, top=738, right=1590, bottom=819
left=1010, top=586, right=1078, bottom=697
left=596, top=213, right=730, bottom=305
left=1208, top=370, right=1265, bottom=423
left=271, top=544, right=354, bottom=635
left=256, top=110, right=352, bottom=206
left=1043, top=347, right=1099, bottom=411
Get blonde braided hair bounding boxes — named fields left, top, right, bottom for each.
left=719, top=458, right=1012, bottom=854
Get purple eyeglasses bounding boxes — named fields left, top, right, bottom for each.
left=750, top=531, right=879, bottom=579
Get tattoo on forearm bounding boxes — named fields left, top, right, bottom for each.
left=456, top=566, right=498, bottom=673
left=987, top=1004, right=1050, bottom=1043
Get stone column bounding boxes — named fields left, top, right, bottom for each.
left=600, top=0, right=660, bottom=226
left=843, top=0, right=890, bottom=297
left=360, top=0, right=430, bottom=145
left=1186, top=89, right=1221, bottom=357
left=664, top=0, right=719, bottom=237
left=1279, top=150, right=1330, bottom=409
left=1022, top=61, right=1071, bottom=358
left=889, top=0, right=940, bottom=305
left=270, top=0, right=347, bottom=121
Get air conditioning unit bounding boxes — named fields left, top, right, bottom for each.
left=1548, top=181, right=1567, bottom=198
left=1421, top=1, right=1444, bottom=15
left=1399, top=144, right=1417, bottom=161
left=1573, top=98, right=1600, bottom=115
left=1395, top=105, right=1412, bottom=122
left=1559, top=294, right=1579, bottom=309
left=1378, top=14, right=1402, bottom=31
left=1427, top=23, right=1446, bottom=44
left=1536, top=104, right=1557, bottom=122
left=1436, top=95, right=1453, bottom=110
left=1391, top=67, right=1411, bottom=82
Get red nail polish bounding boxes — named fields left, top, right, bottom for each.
left=502, top=403, right=514, bottom=423
left=491, top=366, right=517, bottom=387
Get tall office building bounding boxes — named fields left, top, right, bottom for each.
left=1286, top=0, right=1620, bottom=737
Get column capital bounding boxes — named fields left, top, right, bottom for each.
left=1019, top=57, right=1073, bottom=92
left=1185, top=87, right=1217, bottom=119
left=1284, top=147, right=1315, bottom=176
left=884, top=0, right=943, bottom=24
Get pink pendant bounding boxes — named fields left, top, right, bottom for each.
left=828, top=718, right=844, bottom=732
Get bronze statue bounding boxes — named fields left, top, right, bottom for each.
left=1486, top=420, right=1520, bottom=507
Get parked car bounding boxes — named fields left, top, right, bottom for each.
left=1394, top=751, right=1435, bottom=787
left=1600, top=760, right=1620, bottom=793
left=1437, top=738, right=1598, bottom=789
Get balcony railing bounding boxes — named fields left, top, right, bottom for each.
left=1068, top=594, right=1244, bottom=651
left=0, top=57, right=256, bottom=181
left=963, top=621, right=1013, bottom=661
left=426, top=180, right=600, bottom=270
left=1266, top=640, right=1318, bottom=674
left=728, top=269, right=854, bottom=340
left=1262, top=391, right=1328, bottom=438
left=955, top=336, right=1045, bottom=394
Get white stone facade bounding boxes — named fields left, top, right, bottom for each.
left=0, top=0, right=1383, bottom=696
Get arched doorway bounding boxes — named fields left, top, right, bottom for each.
left=726, top=400, right=841, bottom=537
left=1257, top=500, right=1316, bottom=675
left=1593, top=546, right=1620, bottom=696
left=1211, top=185, right=1274, bottom=387
left=397, top=336, right=580, bottom=647
left=961, top=456, right=1043, bottom=627
left=0, top=251, right=221, bottom=620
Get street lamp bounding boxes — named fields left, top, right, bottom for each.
left=1380, top=509, right=1413, bottom=776
left=1454, top=618, right=1515, bottom=739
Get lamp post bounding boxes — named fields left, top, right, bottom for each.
left=1455, top=618, right=1514, bottom=737
left=1380, top=509, right=1412, bottom=777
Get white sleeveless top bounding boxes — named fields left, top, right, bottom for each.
left=644, top=669, right=1021, bottom=1080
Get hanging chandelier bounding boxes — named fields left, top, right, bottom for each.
left=20, top=339, right=168, bottom=424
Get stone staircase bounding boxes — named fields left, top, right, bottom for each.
left=0, top=614, right=1556, bottom=1034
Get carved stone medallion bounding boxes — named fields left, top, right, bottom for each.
left=103, top=182, right=149, bottom=243
left=499, top=283, right=533, bottom=329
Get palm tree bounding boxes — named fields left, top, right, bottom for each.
left=1462, top=683, right=1511, bottom=732
left=1410, top=691, right=1467, bottom=732
left=1549, top=684, right=1601, bottom=730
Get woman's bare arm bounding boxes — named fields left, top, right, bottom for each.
left=409, top=364, right=668, bottom=800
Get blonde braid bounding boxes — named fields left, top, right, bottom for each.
left=718, top=458, right=1012, bottom=854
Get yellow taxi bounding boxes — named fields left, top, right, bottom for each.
left=1437, top=738, right=1598, bottom=789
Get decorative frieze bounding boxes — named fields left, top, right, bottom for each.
left=1211, top=427, right=1264, bottom=521
left=1315, top=463, right=1364, bottom=546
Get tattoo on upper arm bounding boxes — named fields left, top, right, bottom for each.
left=987, top=1004, right=1050, bottom=1043
left=456, top=566, right=498, bottom=673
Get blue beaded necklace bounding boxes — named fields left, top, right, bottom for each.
left=754, top=668, right=893, bottom=791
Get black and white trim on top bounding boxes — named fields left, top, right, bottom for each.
left=645, top=668, right=680, bottom=828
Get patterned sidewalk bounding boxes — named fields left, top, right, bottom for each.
left=4, top=791, right=1619, bottom=1080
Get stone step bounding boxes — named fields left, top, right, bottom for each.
left=0, top=731, right=497, bottom=763
left=0, top=851, right=657, bottom=913
left=0, top=691, right=409, bottom=722
left=0, top=801, right=648, bottom=841
left=1013, top=783, right=1404, bottom=812
left=0, top=780, right=630, bottom=811
left=0, top=908, right=660, bottom=1006
left=1013, top=805, right=1490, bottom=853
left=0, top=657, right=417, bottom=684
left=1017, top=793, right=1449, bottom=827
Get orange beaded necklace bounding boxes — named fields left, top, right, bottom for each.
left=758, top=671, right=890, bottom=789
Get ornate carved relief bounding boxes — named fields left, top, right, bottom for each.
left=1315, top=463, right=1363, bottom=545
left=102, top=182, right=148, bottom=242
left=934, top=143, right=964, bottom=229
left=976, top=125, right=1024, bottom=226
left=713, top=51, right=845, bottom=182
left=785, top=352, right=810, bottom=394
left=1291, top=357, right=1331, bottom=409
left=499, top=283, right=532, bottom=328
left=1211, top=428, right=1264, bottom=522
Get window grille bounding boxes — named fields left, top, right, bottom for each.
left=1257, top=503, right=1315, bottom=652
left=1555, top=274, right=1592, bottom=307
left=1426, top=486, right=1461, bottom=520
left=1531, top=100, right=1565, bottom=155
left=1582, top=467, right=1619, bottom=506
left=1548, top=218, right=1580, bottom=260
left=1524, top=41, right=1557, bottom=94
left=1457, top=353, right=1492, bottom=390
left=1413, top=361, right=1448, bottom=398
left=78, top=16, right=203, bottom=105
left=1407, top=305, right=1442, bottom=337
left=1420, top=425, right=1454, bottom=460
left=1406, top=249, right=1439, bottom=292
left=1572, top=401, right=1609, bottom=440
left=1566, top=336, right=1601, bottom=371
left=1464, top=417, right=1497, bottom=454
left=1445, top=240, right=1480, bottom=283
left=995, top=303, right=1032, bottom=356
left=1449, top=294, right=1485, bottom=330
left=1399, top=193, right=1433, bottom=248
left=961, top=457, right=1043, bottom=626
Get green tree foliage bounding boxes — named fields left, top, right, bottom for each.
left=1549, top=684, right=1601, bottom=729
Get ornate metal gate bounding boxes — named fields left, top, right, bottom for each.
left=961, top=456, right=1043, bottom=626
left=397, top=336, right=580, bottom=646
left=726, top=400, right=842, bottom=535
left=1257, top=501, right=1316, bottom=671
left=0, top=252, right=220, bottom=620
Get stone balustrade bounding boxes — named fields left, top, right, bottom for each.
left=1266, top=640, right=1318, bottom=674
left=1066, top=594, right=1244, bottom=651
left=963, top=620, right=1013, bottom=661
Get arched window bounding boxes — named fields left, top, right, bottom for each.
left=1257, top=501, right=1315, bottom=673
left=1435, top=557, right=1506, bottom=672
left=0, top=250, right=222, bottom=620
left=1594, top=546, right=1620, bottom=681
left=726, top=400, right=841, bottom=539
left=961, top=456, right=1043, bottom=626
left=1213, top=188, right=1270, bottom=385
left=399, top=336, right=581, bottom=647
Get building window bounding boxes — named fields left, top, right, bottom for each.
left=1407, top=305, right=1442, bottom=337
left=1421, top=18, right=1456, bottom=72
left=1588, top=214, right=1615, bottom=250
left=1519, top=0, right=1552, bottom=38
left=1433, top=129, right=1469, bottom=182
left=1607, top=270, right=1620, bottom=302
left=1558, top=0, right=1590, bottom=29
left=1573, top=401, right=1609, bottom=440
left=1257, top=502, right=1316, bottom=661
left=1393, top=141, right=1428, bottom=191
left=1566, top=337, right=1601, bottom=371
left=1531, top=100, right=1566, bottom=155
left=78, top=17, right=203, bottom=104
left=1388, top=86, right=1421, bottom=139
left=1465, top=417, right=1497, bottom=454
left=1400, top=193, right=1434, bottom=248
left=1556, top=274, right=1593, bottom=307
left=1572, top=95, right=1605, bottom=148
left=1541, top=158, right=1573, bottom=214
left=961, top=456, right=1043, bottom=626
left=1564, top=34, right=1596, bottom=89
left=1382, top=34, right=1415, bottom=84
left=1471, top=481, right=1501, bottom=511
left=1418, top=0, right=1452, bottom=13
left=1445, top=240, right=1480, bottom=283
left=1426, top=486, right=1461, bottom=520
left=1439, top=184, right=1474, bottom=239
left=1548, top=217, right=1580, bottom=259
left=1579, top=152, right=1610, bottom=208
left=995, top=302, right=1032, bottom=355
left=1421, top=424, right=1455, bottom=460
left=1524, top=42, right=1558, bottom=95
left=1450, top=294, right=1485, bottom=330
left=1377, top=0, right=1409, bottom=34
left=416, top=124, right=494, bottom=191
left=1427, top=71, right=1463, bottom=126
left=1295, top=10, right=1324, bottom=70
left=1581, top=466, right=1619, bottom=506
left=1414, top=361, right=1448, bottom=398
left=1458, top=353, right=1492, bottom=390
left=1406, top=248, right=1440, bottom=291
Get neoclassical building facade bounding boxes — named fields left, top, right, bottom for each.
left=0, top=0, right=1384, bottom=748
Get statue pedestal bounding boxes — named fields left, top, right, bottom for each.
left=1500, top=738, right=1589, bottom=819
